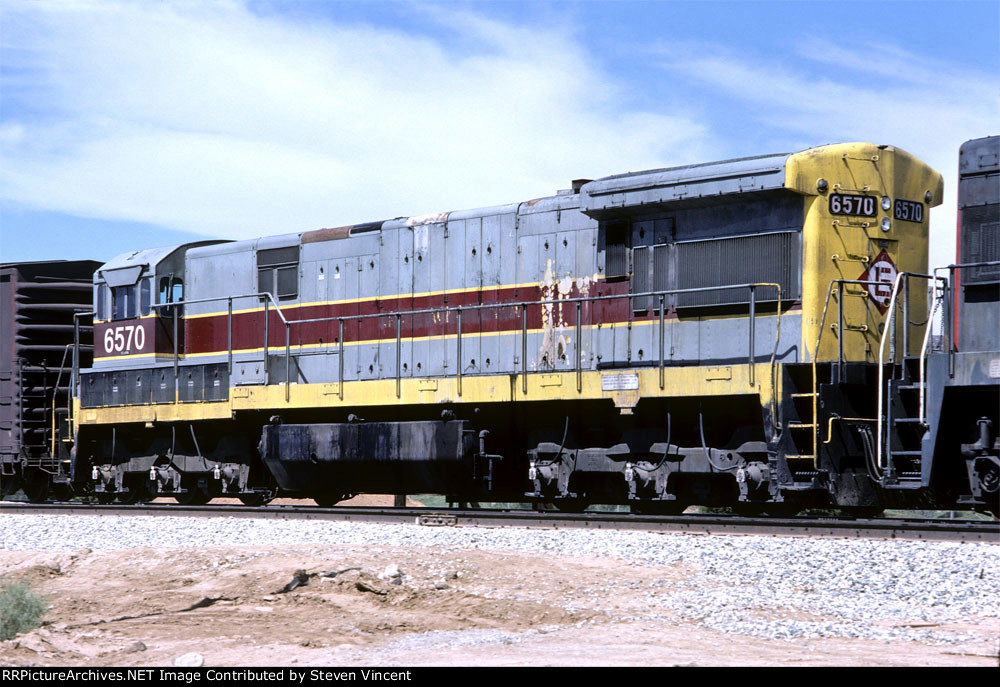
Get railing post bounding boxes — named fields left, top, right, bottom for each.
left=902, top=275, right=910, bottom=358
left=658, top=294, right=665, bottom=390
left=919, top=278, right=945, bottom=426
left=947, top=267, right=955, bottom=377
left=72, top=315, right=80, bottom=402
left=227, top=297, right=233, bottom=374
left=456, top=307, right=462, bottom=397
left=338, top=318, right=344, bottom=401
left=889, top=280, right=897, bottom=366
left=396, top=313, right=402, bottom=399
left=263, top=298, right=269, bottom=385
left=285, top=322, right=290, bottom=402
left=576, top=301, right=582, bottom=393
left=70, top=316, right=81, bottom=439
left=173, top=305, right=179, bottom=404
left=522, top=304, right=528, bottom=395
left=748, top=285, right=756, bottom=387
left=837, top=281, right=844, bottom=373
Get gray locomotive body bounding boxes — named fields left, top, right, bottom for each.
left=4, top=141, right=995, bottom=516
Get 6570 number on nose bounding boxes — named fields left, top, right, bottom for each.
left=829, top=193, right=877, bottom=217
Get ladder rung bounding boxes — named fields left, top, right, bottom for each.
left=787, top=423, right=815, bottom=429
left=896, top=384, right=924, bottom=391
left=791, top=393, right=817, bottom=398
left=785, top=454, right=816, bottom=460
left=894, top=418, right=925, bottom=424
left=891, top=450, right=922, bottom=456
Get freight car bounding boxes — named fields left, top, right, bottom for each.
left=4, top=140, right=998, bottom=515
left=1, top=260, right=101, bottom=501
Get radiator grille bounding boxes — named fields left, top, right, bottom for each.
left=676, top=232, right=799, bottom=307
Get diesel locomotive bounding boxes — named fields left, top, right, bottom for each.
left=2, top=139, right=997, bottom=515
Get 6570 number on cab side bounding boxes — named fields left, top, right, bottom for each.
left=102, top=323, right=147, bottom=355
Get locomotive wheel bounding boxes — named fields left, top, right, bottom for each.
left=313, top=494, right=345, bottom=507
left=554, top=499, right=590, bottom=513
left=761, top=504, right=801, bottom=517
left=239, top=492, right=274, bottom=507
left=175, top=488, right=212, bottom=505
left=49, top=483, right=73, bottom=502
left=118, top=489, right=142, bottom=505
left=733, top=503, right=767, bottom=517
left=96, top=492, right=116, bottom=504
left=631, top=501, right=685, bottom=515
left=846, top=507, right=884, bottom=519
left=117, top=483, right=151, bottom=505
left=21, top=473, right=50, bottom=504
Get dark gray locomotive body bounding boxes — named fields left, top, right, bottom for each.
left=921, top=135, right=999, bottom=507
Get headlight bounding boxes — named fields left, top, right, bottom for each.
left=881, top=218, right=891, bottom=232
left=881, top=196, right=891, bottom=211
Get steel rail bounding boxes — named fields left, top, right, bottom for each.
left=1, top=502, right=996, bottom=543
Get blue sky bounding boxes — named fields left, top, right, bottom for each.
left=1, top=0, right=998, bottom=269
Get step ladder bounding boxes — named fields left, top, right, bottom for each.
left=883, top=357, right=927, bottom=485
left=780, top=365, right=823, bottom=483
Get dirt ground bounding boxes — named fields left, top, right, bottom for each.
left=2, top=500, right=998, bottom=667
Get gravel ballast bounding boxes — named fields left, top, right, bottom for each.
left=2, top=513, right=998, bottom=645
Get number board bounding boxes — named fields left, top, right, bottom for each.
left=95, top=319, right=151, bottom=357
left=829, top=193, right=877, bottom=217
left=893, top=199, right=924, bottom=223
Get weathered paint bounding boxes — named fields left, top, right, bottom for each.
left=785, top=143, right=942, bottom=363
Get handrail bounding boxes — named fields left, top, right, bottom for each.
left=811, top=278, right=895, bottom=469
left=917, top=261, right=998, bottom=424
left=150, top=291, right=289, bottom=324
left=151, top=291, right=289, bottom=397
left=919, top=277, right=948, bottom=426
left=70, top=310, right=95, bottom=443
left=50, top=344, right=73, bottom=457
left=875, top=271, right=937, bottom=475
left=283, top=283, right=779, bottom=326
left=934, top=260, right=1000, bottom=377
left=91, top=283, right=785, bottom=406
left=71, top=311, right=94, bottom=395
left=278, top=281, right=784, bottom=403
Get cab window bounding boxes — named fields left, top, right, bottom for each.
left=96, top=284, right=108, bottom=321
left=158, top=277, right=184, bottom=317
left=111, top=285, right=137, bottom=320
left=140, top=277, right=152, bottom=316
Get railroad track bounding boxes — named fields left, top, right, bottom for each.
left=2, top=501, right=997, bottom=543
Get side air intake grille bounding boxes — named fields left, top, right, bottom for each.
left=676, top=231, right=799, bottom=307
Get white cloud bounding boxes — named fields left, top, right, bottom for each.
left=4, top=1, right=994, bottom=274
left=0, top=1, right=710, bottom=238
left=653, top=39, right=1000, bottom=268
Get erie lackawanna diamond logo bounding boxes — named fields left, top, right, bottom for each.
left=858, top=249, right=898, bottom=315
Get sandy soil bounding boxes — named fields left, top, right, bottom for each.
left=2, top=501, right=998, bottom=667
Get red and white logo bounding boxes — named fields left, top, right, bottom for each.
left=858, top=249, right=897, bottom=314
